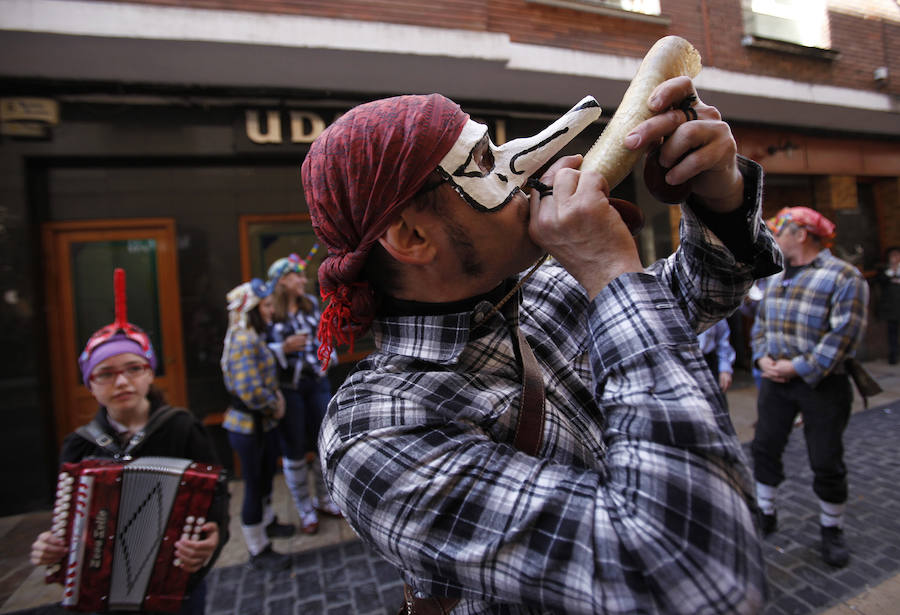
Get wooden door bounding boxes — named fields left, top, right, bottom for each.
left=43, top=218, right=187, bottom=444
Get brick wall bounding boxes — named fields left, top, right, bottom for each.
left=107, top=0, right=900, bottom=96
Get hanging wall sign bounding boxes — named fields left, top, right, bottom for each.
left=235, top=109, right=341, bottom=152
left=235, top=107, right=508, bottom=153
left=0, top=98, right=59, bottom=139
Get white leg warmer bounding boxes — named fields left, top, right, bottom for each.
left=263, top=499, right=275, bottom=526
left=819, top=499, right=845, bottom=528
left=756, top=482, right=777, bottom=515
left=282, top=457, right=318, bottom=528
left=240, top=522, right=270, bottom=557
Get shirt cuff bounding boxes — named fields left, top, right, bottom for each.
left=587, top=272, right=696, bottom=378
left=685, top=156, right=782, bottom=278
left=792, top=356, right=821, bottom=386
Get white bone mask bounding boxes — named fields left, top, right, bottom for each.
left=436, top=96, right=602, bottom=211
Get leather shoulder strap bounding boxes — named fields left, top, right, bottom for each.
left=512, top=325, right=546, bottom=456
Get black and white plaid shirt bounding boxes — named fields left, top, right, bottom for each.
left=320, top=159, right=780, bottom=614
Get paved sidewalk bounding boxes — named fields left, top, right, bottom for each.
left=3, top=360, right=898, bottom=615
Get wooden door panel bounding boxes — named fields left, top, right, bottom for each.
left=42, top=218, right=186, bottom=444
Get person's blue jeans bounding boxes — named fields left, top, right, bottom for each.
left=227, top=428, right=280, bottom=525
left=277, top=376, right=331, bottom=460
left=180, top=578, right=206, bottom=615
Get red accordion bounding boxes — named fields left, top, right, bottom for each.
left=45, top=456, right=225, bottom=612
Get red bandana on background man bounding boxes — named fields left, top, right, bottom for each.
left=768, top=206, right=836, bottom=248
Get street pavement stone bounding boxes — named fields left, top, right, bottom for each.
left=202, top=540, right=406, bottom=615
left=8, top=403, right=899, bottom=615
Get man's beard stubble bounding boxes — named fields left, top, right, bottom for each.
left=443, top=216, right=484, bottom=279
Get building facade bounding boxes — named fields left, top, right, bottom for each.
left=1, top=0, right=898, bottom=515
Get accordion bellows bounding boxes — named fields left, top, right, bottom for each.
left=47, top=457, right=225, bottom=612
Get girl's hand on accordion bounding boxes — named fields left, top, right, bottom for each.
left=174, top=521, right=219, bottom=573
left=31, top=530, right=67, bottom=567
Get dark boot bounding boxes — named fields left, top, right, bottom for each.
left=759, top=510, right=777, bottom=536
left=820, top=526, right=850, bottom=568
left=249, top=544, right=292, bottom=572
left=265, top=518, right=296, bottom=538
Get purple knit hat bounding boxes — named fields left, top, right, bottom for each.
left=79, top=334, right=156, bottom=387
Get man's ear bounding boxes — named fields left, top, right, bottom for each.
left=378, top=210, right=437, bottom=265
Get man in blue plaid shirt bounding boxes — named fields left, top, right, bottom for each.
left=750, top=206, right=868, bottom=569
left=301, top=76, right=781, bottom=613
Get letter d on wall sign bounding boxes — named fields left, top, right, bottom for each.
left=289, top=111, right=326, bottom=143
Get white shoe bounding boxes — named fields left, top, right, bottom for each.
left=299, top=507, right=319, bottom=534
left=315, top=498, right=342, bottom=517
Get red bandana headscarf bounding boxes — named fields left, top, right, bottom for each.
left=768, top=206, right=836, bottom=248
left=301, top=94, right=469, bottom=368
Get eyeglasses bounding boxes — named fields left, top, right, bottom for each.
left=89, top=363, right=151, bottom=385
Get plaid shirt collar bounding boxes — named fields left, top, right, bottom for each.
left=781, top=248, right=831, bottom=279
left=811, top=248, right=832, bottom=267
left=373, top=277, right=522, bottom=365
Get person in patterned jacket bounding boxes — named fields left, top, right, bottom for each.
left=301, top=78, right=780, bottom=613
left=221, top=278, right=293, bottom=571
